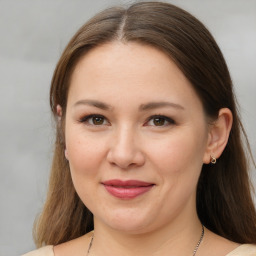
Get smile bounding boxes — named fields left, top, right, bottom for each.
left=102, top=179, right=155, bottom=199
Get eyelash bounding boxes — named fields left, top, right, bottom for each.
left=78, top=114, right=176, bottom=127
left=79, top=114, right=109, bottom=126
left=145, top=115, right=176, bottom=127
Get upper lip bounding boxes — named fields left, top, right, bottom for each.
left=102, top=179, right=154, bottom=187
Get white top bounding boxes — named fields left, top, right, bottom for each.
left=22, top=246, right=54, bottom=256
left=226, top=244, right=256, bottom=256
left=22, top=244, right=256, bottom=256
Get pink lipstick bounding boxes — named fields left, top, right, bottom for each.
left=102, top=179, right=154, bottom=199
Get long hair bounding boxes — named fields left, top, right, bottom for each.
left=34, top=1, right=256, bottom=247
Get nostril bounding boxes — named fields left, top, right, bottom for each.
left=106, top=133, right=145, bottom=169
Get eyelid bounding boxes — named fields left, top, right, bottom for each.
left=78, top=114, right=110, bottom=126
left=78, top=113, right=175, bottom=127
left=145, top=115, right=176, bottom=126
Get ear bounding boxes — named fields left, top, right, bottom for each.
left=56, top=105, right=62, bottom=120
left=56, top=105, right=68, bottom=159
left=203, top=108, right=233, bottom=164
left=65, top=149, right=69, bottom=160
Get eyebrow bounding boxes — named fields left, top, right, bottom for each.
left=73, top=99, right=184, bottom=111
left=73, top=99, right=112, bottom=110
left=139, top=102, right=185, bottom=111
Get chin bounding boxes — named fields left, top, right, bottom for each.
left=95, top=209, right=156, bottom=234
left=108, top=223, right=152, bottom=235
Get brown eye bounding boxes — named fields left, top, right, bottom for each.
left=92, top=116, right=105, bottom=125
left=153, top=117, right=166, bottom=126
left=146, top=115, right=175, bottom=127
left=79, top=115, right=108, bottom=126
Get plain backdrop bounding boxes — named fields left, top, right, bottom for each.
left=0, top=0, right=255, bottom=255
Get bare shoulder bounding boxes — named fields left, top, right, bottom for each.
left=53, top=231, right=93, bottom=256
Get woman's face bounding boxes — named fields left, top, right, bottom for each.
left=65, top=42, right=211, bottom=233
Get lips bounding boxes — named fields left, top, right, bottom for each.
left=102, top=179, right=154, bottom=199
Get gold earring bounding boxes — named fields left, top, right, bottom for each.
left=210, top=155, right=217, bottom=164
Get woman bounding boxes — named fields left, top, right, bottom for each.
left=23, top=1, right=256, bottom=256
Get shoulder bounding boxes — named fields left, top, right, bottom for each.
left=21, top=246, right=54, bottom=256
left=22, top=232, right=93, bottom=256
left=203, top=229, right=255, bottom=256
left=226, top=244, right=256, bottom=256
left=53, top=232, right=93, bottom=256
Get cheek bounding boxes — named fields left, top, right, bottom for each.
left=65, top=129, right=107, bottom=177
left=147, top=128, right=208, bottom=208
left=149, top=130, right=206, bottom=175
left=65, top=132, right=107, bottom=210
left=148, top=130, right=206, bottom=214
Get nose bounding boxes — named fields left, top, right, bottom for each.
left=106, top=126, right=145, bottom=169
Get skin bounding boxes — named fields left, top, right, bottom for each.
left=54, top=42, right=237, bottom=256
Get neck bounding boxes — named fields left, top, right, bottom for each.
left=91, top=216, right=203, bottom=256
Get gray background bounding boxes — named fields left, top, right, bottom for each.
left=0, top=0, right=255, bottom=255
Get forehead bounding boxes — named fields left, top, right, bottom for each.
left=68, top=42, right=202, bottom=112
left=72, top=42, right=186, bottom=85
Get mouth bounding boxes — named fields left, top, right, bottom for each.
left=101, top=179, right=155, bottom=199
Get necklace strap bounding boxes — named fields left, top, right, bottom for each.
left=87, top=231, right=94, bottom=255
left=193, top=225, right=205, bottom=256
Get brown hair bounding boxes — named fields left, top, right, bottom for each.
left=34, top=1, right=256, bottom=247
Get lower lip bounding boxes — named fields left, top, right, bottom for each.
left=103, top=185, right=154, bottom=199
